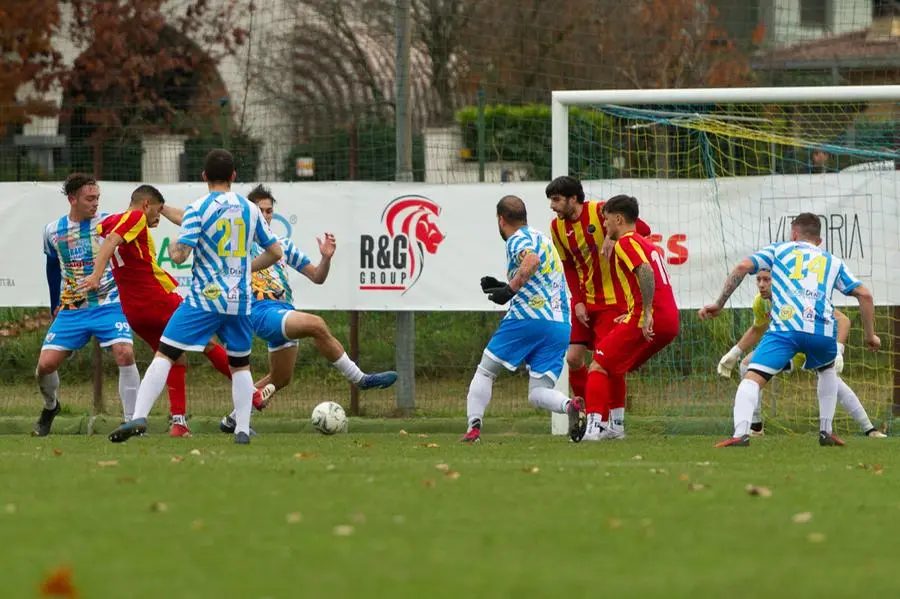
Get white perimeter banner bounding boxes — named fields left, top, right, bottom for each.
left=0, top=173, right=898, bottom=311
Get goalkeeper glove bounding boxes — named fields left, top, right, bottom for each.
left=717, top=345, right=743, bottom=378
left=835, top=342, right=845, bottom=374
left=480, top=275, right=506, bottom=294
left=487, top=284, right=516, bottom=305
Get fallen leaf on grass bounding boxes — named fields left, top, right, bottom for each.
left=353, top=441, right=372, bottom=448
left=189, top=449, right=201, bottom=456
left=696, top=461, right=712, bottom=466
left=745, top=485, right=772, bottom=498
left=117, top=476, right=137, bottom=484
left=631, top=455, right=644, bottom=461
left=416, top=434, right=429, bottom=439
left=688, top=483, right=706, bottom=492
left=52, top=448, right=63, bottom=457
left=325, top=464, right=336, bottom=471
left=285, top=512, right=303, bottom=524
left=807, top=532, right=826, bottom=543
left=435, top=463, right=450, bottom=472
left=170, top=456, right=184, bottom=463
left=792, top=512, right=813, bottom=524
left=149, top=502, right=168, bottom=513
left=649, top=468, right=668, bottom=475
left=39, top=565, right=78, bottom=598
left=422, top=479, right=436, bottom=488
left=873, top=464, right=884, bottom=475
left=96, top=460, right=118, bottom=468
left=607, top=518, right=622, bottom=529
left=294, top=452, right=318, bottom=460
left=4, top=503, right=16, bottom=514
left=522, top=466, right=540, bottom=474
left=191, top=519, right=205, bottom=531
left=679, top=473, right=690, bottom=481
left=333, top=525, right=355, bottom=537
left=445, top=471, right=461, bottom=480
left=422, top=443, right=440, bottom=448
left=398, top=429, right=409, bottom=436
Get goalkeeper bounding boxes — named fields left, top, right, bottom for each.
left=717, top=269, right=885, bottom=438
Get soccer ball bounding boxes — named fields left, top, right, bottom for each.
left=311, top=401, right=348, bottom=435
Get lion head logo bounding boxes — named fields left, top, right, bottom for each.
left=383, top=195, right=445, bottom=291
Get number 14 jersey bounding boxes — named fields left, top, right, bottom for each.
left=177, top=191, right=277, bottom=316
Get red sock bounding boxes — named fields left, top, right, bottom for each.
left=204, top=344, right=232, bottom=380
left=569, top=365, right=588, bottom=399
left=586, top=369, right=611, bottom=420
left=166, top=364, right=186, bottom=417
left=609, top=374, right=627, bottom=412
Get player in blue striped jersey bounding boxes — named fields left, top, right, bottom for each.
left=35, top=174, right=140, bottom=436
left=109, top=150, right=283, bottom=445
left=218, top=185, right=396, bottom=433
left=462, top=195, right=585, bottom=443
left=700, top=213, right=880, bottom=447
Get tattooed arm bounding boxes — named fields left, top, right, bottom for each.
left=635, top=263, right=656, bottom=310
left=698, top=258, right=755, bottom=320
left=509, top=252, right=541, bottom=292
left=168, top=242, right=193, bottom=265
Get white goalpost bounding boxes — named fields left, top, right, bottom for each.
left=548, top=84, right=900, bottom=435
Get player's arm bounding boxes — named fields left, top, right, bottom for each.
left=43, top=230, right=61, bottom=317
left=80, top=232, right=124, bottom=291
left=170, top=205, right=198, bottom=265
left=161, top=205, right=184, bottom=226
left=698, top=257, right=756, bottom=320
left=483, top=239, right=539, bottom=305
left=250, top=207, right=283, bottom=272
left=835, top=263, right=880, bottom=351
left=299, top=233, right=335, bottom=284
left=833, top=308, right=850, bottom=373
left=509, top=251, right=541, bottom=292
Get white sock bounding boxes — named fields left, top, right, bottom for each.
left=733, top=379, right=760, bottom=437
left=333, top=353, right=365, bottom=384
left=609, top=407, right=625, bottom=430
left=37, top=370, right=59, bottom=410
left=527, top=385, right=568, bottom=413
left=835, top=377, right=871, bottom=432
left=118, top=364, right=140, bottom=421
left=231, top=369, right=255, bottom=435
left=132, top=357, right=172, bottom=420
left=466, top=366, right=494, bottom=428
left=817, top=367, right=839, bottom=434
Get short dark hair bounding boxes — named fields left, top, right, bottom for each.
left=130, top=184, right=165, bottom=206
left=602, top=195, right=639, bottom=223
left=497, top=195, right=527, bottom=225
left=791, top=212, right=821, bottom=238
left=62, top=173, right=97, bottom=197
left=203, top=149, right=236, bottom=184
left=545, top=176, right=585, bottom=203
left=247, top=184, right=275, bottom=204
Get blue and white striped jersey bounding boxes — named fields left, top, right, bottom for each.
left=504, top=226, right=569, bottom=322
left=177, top=191, right=277, bottom=315
left=250, top=237, right=312, bottom=305
left=749, top=241, right=862, bottom=337
left=43, top=214, right=119, bottom=310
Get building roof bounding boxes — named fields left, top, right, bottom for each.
left=753, top=29, right=900, bottom=71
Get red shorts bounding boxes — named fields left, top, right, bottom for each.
left=592, top=314, right=679, bottom=375
left=121, top=292, right=183, bottom=352
left=570, top=304, right=621, bottom=349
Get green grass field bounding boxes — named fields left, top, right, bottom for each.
left=2, top=432, right=899, bottom=599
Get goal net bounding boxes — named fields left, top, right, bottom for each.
left=550, top=86, right=900, bottom=436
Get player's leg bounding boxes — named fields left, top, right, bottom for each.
left=462, top=319, right=527, bottom=441
left=566, top=300, right=592, bottom=399
left=202, top=341, right=233, bottom=380
left=836, top=378, right=883, bottom=436
left=33, top=310, right=92, bottom=436
left=585, top=323, right=643, bottom=441
left=282, top=308, right=397, bottom=390
left=592, top=309, right=627, bottom=435
left=801, top=334, right=843, bottom=446
left=740, top=353, right=765, bottom=436
left=716, top=331, right=794, bottom=447
left=217, top=315, right=256, bottom=444
left=523, top=321, right=585, bottom=440
left=220, top=344, right=296, bottom=434
left=109, top=304, right=219, bottom=443
left=90, top=304, right=138, bottom=423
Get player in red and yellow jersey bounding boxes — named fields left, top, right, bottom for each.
left=80, top=185, right=269, bottom=436
left=583, top=195, right=679, bottom=441
left=546, top=176, right=652, bottom=422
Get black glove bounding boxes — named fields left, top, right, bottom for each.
left=480, top=275, right=506, bottom=294
left=487, top=284, right=516, bottom=305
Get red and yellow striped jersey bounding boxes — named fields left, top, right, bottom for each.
left=98, top=211, right=178, bottom=310
left=612, top=231, right=679, bottom=326
left=549, top=201, right=651, bottom=308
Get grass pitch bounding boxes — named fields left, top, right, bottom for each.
left=1, top=432, right=898, bottom=599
